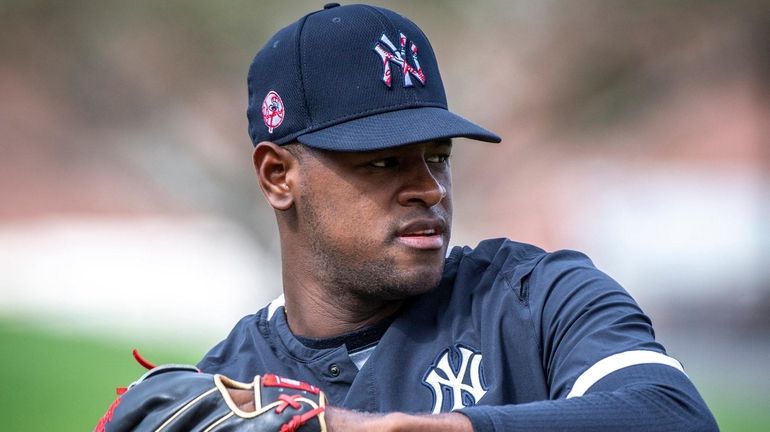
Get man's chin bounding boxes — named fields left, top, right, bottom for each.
left=375, top=263, right=445, bottom=301
left=336, top=243, right=447, bottom=301
left=362, top=282, right=441, bottom=303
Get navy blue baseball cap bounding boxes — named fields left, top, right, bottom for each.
left=246, top=3, right=501, bottom=151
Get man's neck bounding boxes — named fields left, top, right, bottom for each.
left=281, top=271, right=403, bottom=339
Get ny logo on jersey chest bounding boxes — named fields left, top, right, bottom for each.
left=422, top=344, right=488, bottom=413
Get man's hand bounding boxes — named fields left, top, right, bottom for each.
left=228, top=387, right=257, bottom=412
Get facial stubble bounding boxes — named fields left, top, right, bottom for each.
left=296, top=186, right=445, bottom=303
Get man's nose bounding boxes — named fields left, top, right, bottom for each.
left=396, top=163, right=448, bottom=208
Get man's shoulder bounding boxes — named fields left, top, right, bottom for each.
left=443, top=238, right=612, bottom=304
left=196, top=305, right=273, bottom=376
left=446, top=238, right=548, bottom=277
left=448, top=238, right=602, bottom=275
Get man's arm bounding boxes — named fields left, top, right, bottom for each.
left=316, top=363, right=716, bottom=432
left=325, top=408, right=472, bottom=432
left=459, top=365, right=717, bottom=431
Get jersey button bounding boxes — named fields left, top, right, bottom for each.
left=328, top=364, right=341, bottom=377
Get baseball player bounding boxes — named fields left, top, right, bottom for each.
left=96, top=3, right=718, bottom=431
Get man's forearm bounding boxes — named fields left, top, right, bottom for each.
left=460, top=371, right=717, bottom=432
left=325, top=407, right=473, bottom=432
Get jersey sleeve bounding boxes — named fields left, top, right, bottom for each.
left=529, top=250, right=666, bottom=399
left=460, top=249, right=717, bottom=431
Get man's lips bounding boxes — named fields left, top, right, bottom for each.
left=395, top=219, right=446, bottom=250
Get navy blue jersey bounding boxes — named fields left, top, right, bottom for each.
left=198, top=239, right=717, bottom=431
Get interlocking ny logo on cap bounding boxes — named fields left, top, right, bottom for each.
left=373, top=32, right=426, bottom=88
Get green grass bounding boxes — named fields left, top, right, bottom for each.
left=0, top=318, right=767, bottom=431
left=697, top=384, right=770, bottom=432
left=0, top=319, right=200, bottom=432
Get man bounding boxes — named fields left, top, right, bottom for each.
left=99, top=3, right=718, bottom=431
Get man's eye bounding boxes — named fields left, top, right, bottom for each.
left=426, top=154, right=451, bottom=163
left=370, top=157, right=398, bottom=168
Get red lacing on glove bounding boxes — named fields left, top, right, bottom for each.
left=279, top=406, right=325, bottom=432
left=110, top=349, right=156, bottom=396
left=132, top=348, right=158, bottom=370
left=94, top=396, right=122, bottom=432
left=275, top=394, right=303, bottom=414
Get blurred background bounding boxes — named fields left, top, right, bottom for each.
left=1, top=0, right=768, bottom=430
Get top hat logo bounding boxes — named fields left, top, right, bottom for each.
left=261, top=90, right=285, bottom=133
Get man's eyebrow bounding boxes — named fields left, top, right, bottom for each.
left=434, top=138, right=453, bottom=148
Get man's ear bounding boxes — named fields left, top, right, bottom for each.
left=252, top=142, right=297, bottom=211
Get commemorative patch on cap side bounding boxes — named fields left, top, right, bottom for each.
left=261, top=90, right=285, bottom=133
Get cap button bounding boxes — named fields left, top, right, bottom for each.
left=323, top=2, right=340, bottom=9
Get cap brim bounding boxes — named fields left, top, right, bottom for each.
left=296, top=107, right=501, bottom=151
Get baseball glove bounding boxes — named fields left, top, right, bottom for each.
left=95, top=364, right=327, bottom=432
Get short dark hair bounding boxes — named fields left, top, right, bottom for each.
left=283, top=142, right=311, bottom=161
